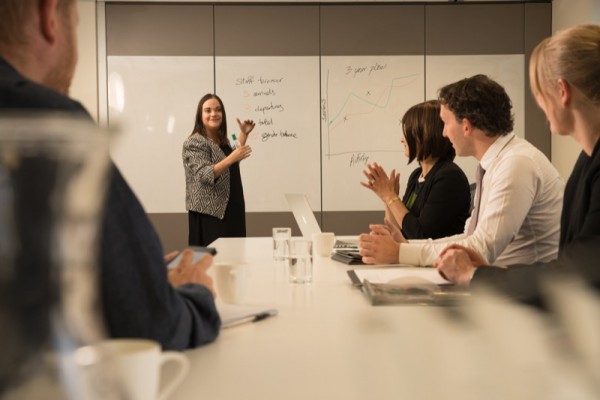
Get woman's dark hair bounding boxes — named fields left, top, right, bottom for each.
left=402, top=100, right=455, bottom=163
left=190, top=93, right=228, bottom=145
left=438, top=74, right=514, bottom=137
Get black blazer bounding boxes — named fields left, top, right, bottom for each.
left=0, top=58, right=220, bottom=350
left=401, top=157, right=471, bottom=239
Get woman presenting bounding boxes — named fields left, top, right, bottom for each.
left=361, top=100, right=471, bottom=240
left=183, top=93, right=254, bottom=246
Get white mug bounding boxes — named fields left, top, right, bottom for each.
left=77, top=338, right=189, bottom=400
left=215, top=263, right=249, bottom=304
left=312, top=232, right=336, bottom=257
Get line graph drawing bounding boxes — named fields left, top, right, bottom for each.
left=327, top=73, right=420, bottom=131
left=321, top=56, right=423, bottom=159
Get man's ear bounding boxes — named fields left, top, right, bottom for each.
left=557, top=78, right=572, bottom=108
left=462, top=118, right=473, bottom=137
left=38, top=0, right=60, bottom=44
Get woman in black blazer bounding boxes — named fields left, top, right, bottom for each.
left=362, top=100, right=471, bottom=239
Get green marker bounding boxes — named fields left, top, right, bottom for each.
left=232, top=134, right=240, bottom=148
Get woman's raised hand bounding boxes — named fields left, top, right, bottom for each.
left=236, top=118, right=255, bottom=145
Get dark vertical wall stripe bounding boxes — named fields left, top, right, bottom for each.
left=524, top=3, right=553, bottom=156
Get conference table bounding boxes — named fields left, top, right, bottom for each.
left=168, top=237, right=480, bottom=400
left=167, top=237, right=594, bottom=399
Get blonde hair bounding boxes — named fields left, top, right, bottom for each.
left=530, top=24, right=600, bottom=105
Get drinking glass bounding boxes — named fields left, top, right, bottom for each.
left=287, top=238, right=313, bottom=284
left=272, top=227, right=291, bottom=261
left=0, top=115, right=123, bottom=399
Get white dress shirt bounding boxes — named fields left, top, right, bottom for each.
left=399, top=133, right=564, bottom=267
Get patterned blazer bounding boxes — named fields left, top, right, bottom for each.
left=183, top=133, right=231, bottom=219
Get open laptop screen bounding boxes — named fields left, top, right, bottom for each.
left=284, top=193, right=359, bottom=249
left=284, top=193, right=321, bottom=238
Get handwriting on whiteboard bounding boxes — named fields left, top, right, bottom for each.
left=236, top=74, right=297, bottom=140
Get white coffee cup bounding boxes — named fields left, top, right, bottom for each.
left=312, top=232, right=335, bottom=257
left=77, top=338, right=189, bottom=400
left=215, top=263, right=249, bottom=304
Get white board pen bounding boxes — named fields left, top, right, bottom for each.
left=232, top=133, right=240, bottom=148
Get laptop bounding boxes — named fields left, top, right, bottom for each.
left=284, top=193, right=358, bottom=249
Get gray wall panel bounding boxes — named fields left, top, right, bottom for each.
left=150, top=211, right=383, bottom=250
left=426, top=4, right=524, bottom=55
left=106, top=4, right=214, bottom=56
left=148, top=213, right=189, bottom=252
left=321, top=5, right=424, bottom=55
left=214, top=6, right=319, bottom=56
left=321, top=211, right=383, bottom=236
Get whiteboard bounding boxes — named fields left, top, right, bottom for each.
left=425, top=55, right=525, bottom=183
left=215, top=56, right=321, bottom=212
left=107, top=56, right=214, bottom=213
left=104, top=54, right=525, bottom=215
left=321, top=56, right=425, bottom=211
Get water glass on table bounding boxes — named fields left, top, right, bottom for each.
left=287, top=238, right=313, bottom=284
left=272, top=227, right=291, bottom=261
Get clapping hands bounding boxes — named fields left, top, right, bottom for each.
left=360, top=162, right=400, bottom=203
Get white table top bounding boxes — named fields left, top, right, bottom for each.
left=167, top=237, right=468, bottom=400
left=167, top=237, right=596, bottom=399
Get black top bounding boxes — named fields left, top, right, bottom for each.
left=559, top=140, right=600, bottom=245
left=401, top=157, right=471, bottom=239
left=473, top=139, right=600, bottom=305
left=0, top=57, right=220, bottom=350
left=221, top=144, right=246, bottom=235
left=189, top=144, right=246, bottom=246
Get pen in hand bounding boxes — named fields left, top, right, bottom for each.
left=232, top=134, right=240, bottom=148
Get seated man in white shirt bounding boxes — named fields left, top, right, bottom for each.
left=359, top=74, right=564, bottom=267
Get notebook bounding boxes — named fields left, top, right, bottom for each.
left=284, top=193, right=359, bottom=249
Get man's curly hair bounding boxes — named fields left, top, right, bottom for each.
left=438, top=74, right=514, bottom=137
